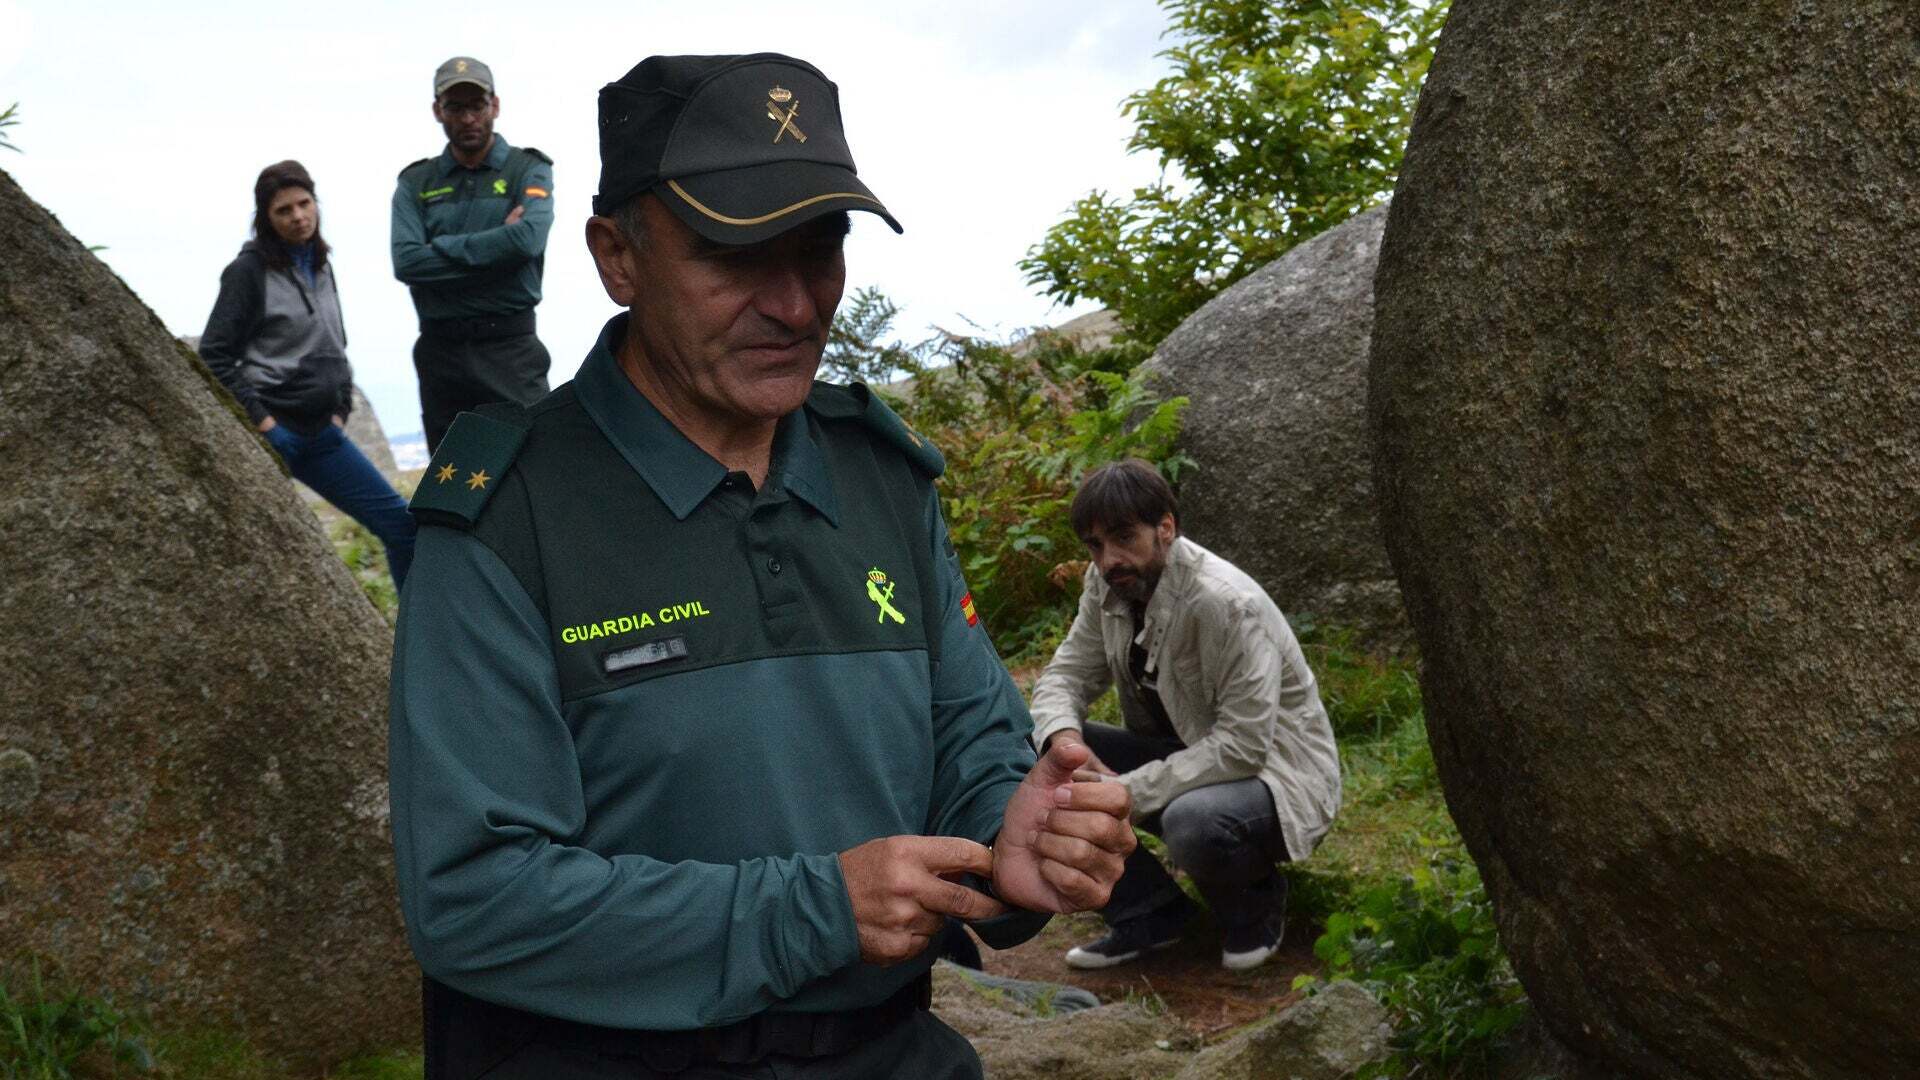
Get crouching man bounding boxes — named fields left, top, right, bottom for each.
left=1030, top=459, right=1342, bottom=970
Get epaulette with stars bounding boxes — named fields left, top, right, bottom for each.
left=805, top=381, right=945, bottom=478
left=408, top=408, right=527, bottom=528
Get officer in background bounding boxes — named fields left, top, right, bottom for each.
left=389, top=53, right=1136, bottom=1079
left=391, top=56, right=554, bottom=453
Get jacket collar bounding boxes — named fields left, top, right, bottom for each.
left=573, top=313, right=839, bottom=524
left=435, top=134, right=513, bottom=178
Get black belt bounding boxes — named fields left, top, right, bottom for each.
left=420, top=310, right=536, bottom=341
left=536, top=971, right=932, bottom=1069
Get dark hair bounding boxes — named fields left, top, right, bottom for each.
left=250, top=160, right=329, bottom=272
left=1070, top=458, right=1178, bottom=539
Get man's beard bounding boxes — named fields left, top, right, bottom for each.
left=1106, top=565, right=1161, bottom=604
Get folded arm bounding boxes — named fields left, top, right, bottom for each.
left=390, top=178, right=486, bottom=286
left=429, top=160, right=554, bottom=269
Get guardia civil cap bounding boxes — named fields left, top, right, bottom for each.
left=434, top=56, right=494, bottom=97
left=594, top=53, right=902, bottom=245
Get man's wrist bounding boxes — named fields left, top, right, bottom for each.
left=1043, top=728, right=1085, bottom=754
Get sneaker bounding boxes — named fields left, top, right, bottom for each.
left=1220, top=914, right=1285, bottom=971
left=1064, top=906, right=1188, bottom=970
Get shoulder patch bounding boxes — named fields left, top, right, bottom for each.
left=397, top=156, right=434, bottom=182
left=807, top=381, right=943, bottom=477
left=516, top=146, right=554, bottom=165
left=409, top=411, right=528, bottom=527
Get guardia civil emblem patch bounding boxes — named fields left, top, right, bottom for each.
left=865, top=568, right=906, bottom=626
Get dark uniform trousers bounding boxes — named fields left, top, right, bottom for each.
left=414, top=312, right=552, bottom=453
left=478, top=1007, right=983, bottom=1079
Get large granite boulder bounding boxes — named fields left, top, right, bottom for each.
left=0, top=168, right=416, bottom=1066
left=1369, top=4, right=1920, bottom=1077
left=343, top=385, right=401, bottom=480
left=1148, top=205, right=1403, bottom=646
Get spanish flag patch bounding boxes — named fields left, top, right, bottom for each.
left=961, top=592, right=979, bottom=627
left=524, top=187, right=550, bottom=198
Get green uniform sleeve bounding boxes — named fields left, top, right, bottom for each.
left=389, top=526, right=862, bottom=1029
left=429, top=160, right=554, bottom=270
left=389, top=175, right=479, bottom=286
left=921, top=491, right=1052, bottom=949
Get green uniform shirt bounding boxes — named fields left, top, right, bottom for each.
left=390, top=313, right=1046, bottom=1031
left=389, top=135, right=553, bottom=321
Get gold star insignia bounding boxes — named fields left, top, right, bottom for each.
left=435, top=463, right=457, bottom=484
left=466, top=468, right=491, bottom=491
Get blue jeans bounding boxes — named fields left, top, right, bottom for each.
left=265, top=422, right=416, bottom=589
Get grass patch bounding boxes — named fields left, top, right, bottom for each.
left=0, top=959, right=153, bottom=1079
left=0, top=958, right=421, bottom=1080
left=327, top=518, right=398, bottom=624
left=1282, top=629, right=1528, bottom=1078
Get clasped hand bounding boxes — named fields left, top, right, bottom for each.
left=839, top=740, right=1134, bottom=965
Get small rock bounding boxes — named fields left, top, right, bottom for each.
left=1174, top=981, right=1391, bottom=1080
left=933, top=961, right=1192, bottom=1080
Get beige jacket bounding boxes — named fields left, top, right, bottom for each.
left=1029, top=537, right=1341, bottom=860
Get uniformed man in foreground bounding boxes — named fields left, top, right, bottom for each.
left=391, top=56, right=555, bottom=453
left=390, top=53, right=1135, bottom=1079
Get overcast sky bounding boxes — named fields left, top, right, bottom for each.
left=0, top=0, right=1175, bottom=439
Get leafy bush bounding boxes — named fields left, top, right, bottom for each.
left=822, top=287, right=920, bottom=387
left=1304, top=625, right=1424, bottom=742
left=1298, top=850, right=1527, bottom=1077
left=0, top=959, right=154, bottom=1079
left=903, top=343, right=1189, bottom=659
left=857, top=320, right=1192, bottom=662
left=1023, top=0, right=1449, bottom=342
left=1281, top=632, right=1526, bottom=1077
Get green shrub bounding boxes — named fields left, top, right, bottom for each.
left=0, top=960, right=154, bottom=1079
left=1303, top=626, right=1424, bottom=742
left=885, top=331, right=1191, bottom=662
left=0, top=103, right=20, bottom=154
left=1022, top=0, right=1449, bottom=342
left=1277, top=633, right=1527, bottom=1076
left=1298, top=850, right=1527, bottom=1077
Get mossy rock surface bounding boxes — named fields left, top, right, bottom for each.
left=1370, top=3, right=1920, bottom=1076
left=0, top=167, right=416, bottom=1069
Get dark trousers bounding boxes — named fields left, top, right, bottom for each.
left=476, top=1008, right=982, bottom=1080
left=264, top=422, right=415, bottom=589
left=414, top=329, right=551, bottom=453
left=1085, top=723, right=1290, bottom=933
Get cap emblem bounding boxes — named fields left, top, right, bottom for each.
left=764, top=88, right=807, bottom=144
left=456, top=59, right=469, bottom=73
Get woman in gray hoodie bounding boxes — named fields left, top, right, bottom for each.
left=200, top=160, right=416, bottom=588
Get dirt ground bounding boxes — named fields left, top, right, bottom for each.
left=973, top=907, right=1318, bottom=1039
